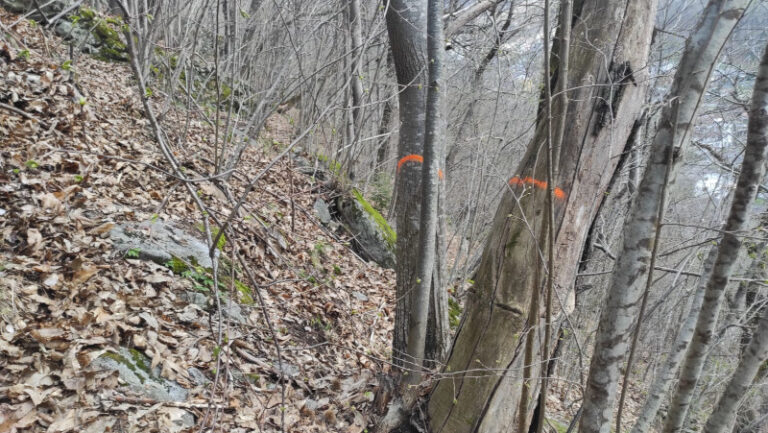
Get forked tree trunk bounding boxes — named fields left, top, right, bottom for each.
left=426, top=1, right=657, bottom=431
left=385, top=0, right=449, bottom=370
left=580, top=2, right=749, bottom=432
left=667, top=38, right=768, bottom=433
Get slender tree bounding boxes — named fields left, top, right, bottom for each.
left=580, top=2, right=750, bottom=432
left=663, top=34, right=768, bottom=433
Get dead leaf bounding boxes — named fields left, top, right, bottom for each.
left=90, top=222, right=114, bottom=235
left=30, top=328, right=67, bottom=343
left=72, top=263, right=99, bottom=284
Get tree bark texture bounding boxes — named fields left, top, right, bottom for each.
left=581, top=2, right=748, bottom=433
left=426, top=1, right=657, bottom=431
left=386, top=0, right=450, bottom=369
left=663, top=35, right=768, bottom=433
left=405, top=0, right=445, bottom=380
left=629, top=247, right=717, bottom=433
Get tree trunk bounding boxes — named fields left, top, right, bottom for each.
left=385, top=0, right=450, bottom=375
left=405, top=0, right=444, bottom=382
left=580, top=2, right=748, bottom=432
left=703, top=307, right=768, bottom=433
left=663, top=34, right=767, bottom=433
left=629, top=247, right=717, bottom=433
left=385, top=0, right=429, bottom=368
left=426, top=1, right=657, bottom=431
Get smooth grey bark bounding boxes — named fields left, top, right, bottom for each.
left=580, top=2, right=748, bottom=433
left=383, top=0, right=450, bottom=370
left=405, top=0, right=444, bottom=383
left=427, top=1, right=657, bottom=431
left=348, top=0, right=364, bottom=131
left=385, top=0, right=429, bottom=368
left=664, top=36, right=768, bottom=433
left=628, top=248, right=717, bottom=433
left=703, top=308, right=768, bottom=433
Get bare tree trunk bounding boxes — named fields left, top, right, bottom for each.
left=385, top=0, right=429, bottom=369
left=385, top=0, right=450, bottom=383
left=444, top=0, right=503, bottom=39
left=629, top=248, right=717, bottom=433
left=405, top=0, right=444, bottom=383
left=664, top=35, right=768, bottom=433
left=427, top=1, right=657, bottom=431
left=703, top=308, right=768, bottom=433
left=580, top=2, right=748, bottom=432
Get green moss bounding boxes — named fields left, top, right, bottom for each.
left=78, top=7, right=96, bottom=20
left=352, top=189, right=396, bottom=250
left=99, top=351, right=147, bottom=383
left=234, top=279, right=254, bottom=305
left=128, top=348, right=151, bottom=373
left=195, top=224, right=227, bottom=251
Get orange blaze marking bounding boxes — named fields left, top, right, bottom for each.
left=397, top=154, right=445, bottom=180
left=509, top=176, right=566, bottom=200
left=397, top=154, right=424, bottom=171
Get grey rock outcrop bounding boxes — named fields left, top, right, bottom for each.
left=336, top=191, right=395, bottom=269
left=90, top=347, right=188, bottom=402
left=110, top=220, right=218, bottom=269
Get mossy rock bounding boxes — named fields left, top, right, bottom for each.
left=91, top=347, right=188, bottom=402
left=336, top=189, right=395, bottom=268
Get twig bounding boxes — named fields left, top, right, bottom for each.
left=0, top=102, right=50, bottom=129
left=107, top=395, right=232, bottom=410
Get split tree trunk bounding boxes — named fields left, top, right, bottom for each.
left=426, top=1, right=657, bottom=431
left=385, top=0, right=449, bottom=369
left=580, top=2, right=749, bottom=432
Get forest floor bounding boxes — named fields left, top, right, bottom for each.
left=0, top=6, right=645, bottom=433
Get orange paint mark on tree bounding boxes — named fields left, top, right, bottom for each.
left=397, top=154, right=424, bottom=171
left=397, top=154, right=445, bottom=180
left=508, top=176, right=566, bottom=200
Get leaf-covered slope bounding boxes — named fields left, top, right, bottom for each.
left=0, top=8, right=395, bottom=432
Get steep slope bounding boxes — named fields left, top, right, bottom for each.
left=1, top=8, right=395, bottom=432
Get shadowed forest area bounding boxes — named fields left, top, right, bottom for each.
left=1, top=0, right=767, bottom=432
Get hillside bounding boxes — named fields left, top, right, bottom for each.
left=1, top=8, right=396, bottom=432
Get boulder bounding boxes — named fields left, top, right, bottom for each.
left=90, top=347, right=188, bottom=402
left=110, top=220, right=218, bottom=269
left=313, top=198, right=332, bottom=225
left=336, top=189, right=395, bottom=269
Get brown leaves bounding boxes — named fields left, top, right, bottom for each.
left=1, top=6, right=394, bottom=433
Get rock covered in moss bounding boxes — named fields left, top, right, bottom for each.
left=90, top=347, right=188, bottom=402
left=336, top=189, right=395, bottom=269
left=110, top=220, right=219, bottom=269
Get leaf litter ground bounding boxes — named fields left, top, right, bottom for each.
left=0, top=8, right=396, bottom=432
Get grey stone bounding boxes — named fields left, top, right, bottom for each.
left=351, top=291, right=368, bottom=302
left=221, top=300, right=246, bottom=324
left=90, top=347, right=188, bottom=402
left=277, top=362, right=300, bottom=379
left=336, top=195, right=395, bottom=269
left=187, top=367, right=210, bottom=386
left=159, top=407, right=195, bottom=433
left=110, top=221, right=218, bottom=269
left=314, top=198, right=332, bottom=225
left=54, top=21, right=74, bottom=38
left=180, top=291, right=208, bottom=309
